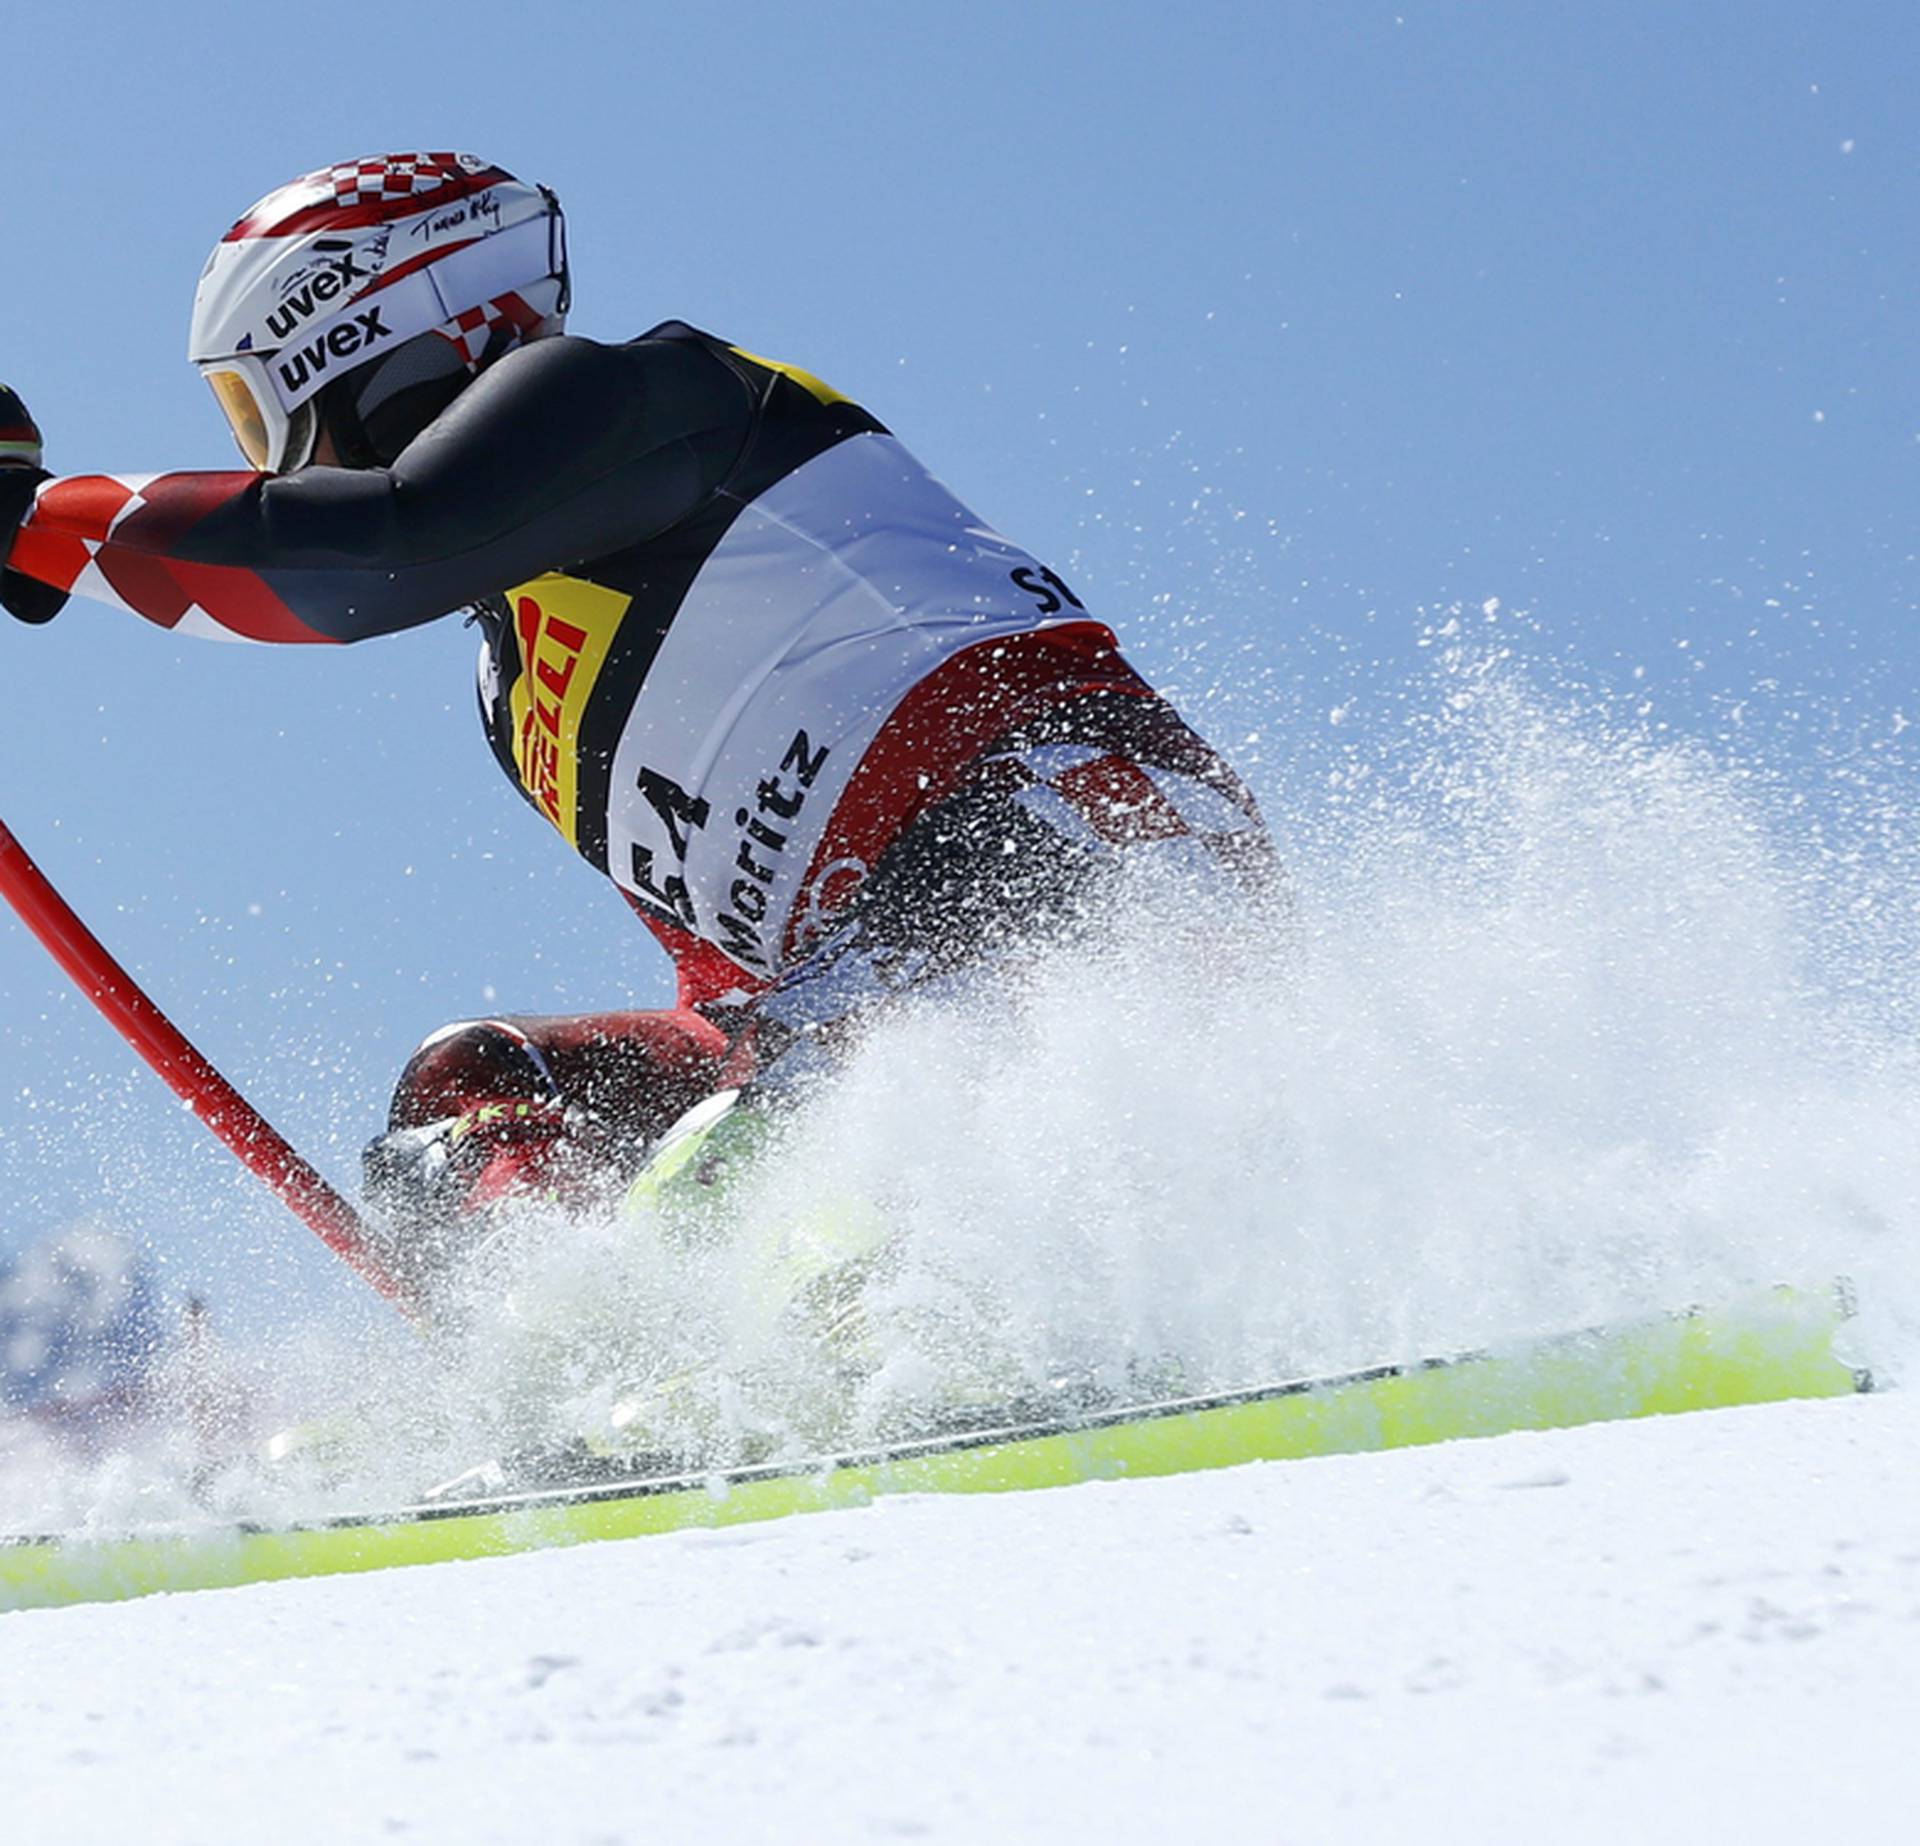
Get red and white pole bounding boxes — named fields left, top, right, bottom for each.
left=0, top=817, right=419, bottom=1317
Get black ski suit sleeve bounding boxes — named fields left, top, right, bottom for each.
left=1, top=333, right=754, bottom=644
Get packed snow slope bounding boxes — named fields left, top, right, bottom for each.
left=4, top=1389, right=1915, bottom=1844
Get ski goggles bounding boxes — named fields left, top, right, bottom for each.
left=198, top=207, right=566, bottom=474
left=202, top=358, right=309, bottom=473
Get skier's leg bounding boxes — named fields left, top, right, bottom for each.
left=745, top=689, right=1280, bottom=1090
left=363, top=1011, right=731, bottom=1289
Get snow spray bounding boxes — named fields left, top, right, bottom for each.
left=8, top=629, right=1920, bottom=1525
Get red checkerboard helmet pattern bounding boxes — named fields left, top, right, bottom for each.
left=447, top=290, right=549, bottom=368
left=326, top=152, right=471, bottom=209
left=189, top=152, right=568, bottom=472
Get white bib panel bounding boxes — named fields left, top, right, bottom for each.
left=602, top=433, right=1093, bottom=974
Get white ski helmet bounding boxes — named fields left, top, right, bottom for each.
left=189, top=152, right=568, bottom=473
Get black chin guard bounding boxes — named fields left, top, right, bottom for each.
left=315, top=330, right=486, bottom=469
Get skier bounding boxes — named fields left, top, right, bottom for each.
left=0, top=152, right=1275, bottom=1256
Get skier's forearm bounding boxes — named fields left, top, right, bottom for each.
left=6, top=464, right=697, bottom=646
left=3, top=334, right=751, bottom=645
left=7, top=470, right=335, bottom=642
left=5, top=445, right=713, bottom=645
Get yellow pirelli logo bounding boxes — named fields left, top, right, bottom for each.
left=506, top=572, right=629, bottom=848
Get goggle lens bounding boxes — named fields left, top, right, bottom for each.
left=205, top=369, right=271, bottom=470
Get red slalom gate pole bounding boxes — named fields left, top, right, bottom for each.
left=0, top=817, right=420, bottom=1318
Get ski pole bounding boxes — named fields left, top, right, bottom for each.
left=0, top=816, right=421, bottom=1318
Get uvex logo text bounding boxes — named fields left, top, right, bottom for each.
left=265, top=253, right=369, bottom=342
left=274, top=310, right=392, bottom=397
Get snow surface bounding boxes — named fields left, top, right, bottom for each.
left=4, top=1389, right=1917, bottom=1844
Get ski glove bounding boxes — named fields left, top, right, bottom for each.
left=0, top=385, right=64, bottom=625
left=0, top=384, right=40, bottom=471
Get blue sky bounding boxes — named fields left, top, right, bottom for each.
left=0, top=2, right=1914, bottom=1328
